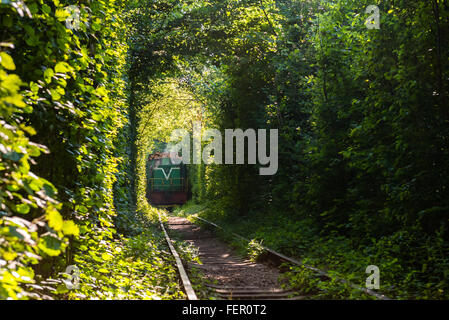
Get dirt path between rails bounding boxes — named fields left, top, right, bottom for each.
left=166, top=216, right=301, bottom=299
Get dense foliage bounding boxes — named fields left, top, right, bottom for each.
left=2, top=0, right=449, bottom=300
left=0, top=0, right=208, bottom=300
left=0, top=0, right=132, bottom=298
left=130, top=0, right=449, bottom=299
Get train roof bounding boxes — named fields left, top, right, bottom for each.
left=148, top=152, right=182, bottom=161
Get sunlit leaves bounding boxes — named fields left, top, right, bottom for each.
left=0, top=52, right=15, bottom=71
left=14, top=204, right=30, bottom=214
left=43, top=68, right=54, bottom=84
left=46, top=207, right=63, bottom=231
left=62, top=221, right=79, bottom=236
left=68, top=229, right=186, bottom=300
left=1, top=0, right=129, bottom=299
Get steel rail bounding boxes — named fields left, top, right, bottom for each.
left=158, top=213, right=197, bottom=300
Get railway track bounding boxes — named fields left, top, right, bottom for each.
left=159, top=214, right=304, bottom=300
left=159, top=213, right=390, bottom=301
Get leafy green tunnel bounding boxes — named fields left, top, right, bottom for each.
left=1, top=0, right=449, bottom=299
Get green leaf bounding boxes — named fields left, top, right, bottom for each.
left=38, top=235, right=62, bottom=257
left=62, top=220, right=79, bottom=236
left=0, top=52, right=16, bottom=70
left=76, top=205, right=88, bottom=213
left=98, top=268, right=110, bottom=274
left=44, top=68, right=54, bottom=83
left=47, top=207, right=63, bottom=231
left=92, top=112, right=103, bottom=121
left=101, top=253, right=113, bottom=261
left=3, top=251, right=18, bottom=261
left=30, top=82, right=39, bottom=93
left=43, top=183, right=56, bottom=198
left=55, top=8, right=69, bottom=21
left=3, top=151, right=23, bottom=162
left=50, top=88, right=61, bottom=100
left=15, top=204, right=30, bottom=214
left=55, top=62, right=71, bottom=73
left=42, top=4, right=51, bottom=14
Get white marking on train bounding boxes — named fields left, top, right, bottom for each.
left=153, top=167, right=180, bottom=181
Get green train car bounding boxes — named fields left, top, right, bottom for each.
left=146, top=152, right=189, bottom=206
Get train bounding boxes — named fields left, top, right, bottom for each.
left=146, top=151, right=189, bottom=207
